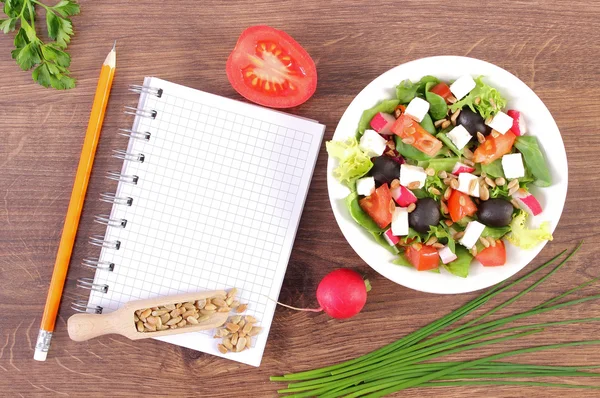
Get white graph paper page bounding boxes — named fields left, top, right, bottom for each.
left=87, top=77, right=325, bottom=366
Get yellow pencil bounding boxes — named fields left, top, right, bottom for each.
left=34, top=42, right=117, bottom=361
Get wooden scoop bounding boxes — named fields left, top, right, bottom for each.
left=68, top=290, right=229, bottom=342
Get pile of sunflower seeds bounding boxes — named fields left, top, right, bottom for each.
left=214, top=314, right=263, bottom=354
left=134, top=288, right=247, bottom=333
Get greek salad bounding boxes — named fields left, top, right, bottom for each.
left=327, top=75, right=553, bottom=277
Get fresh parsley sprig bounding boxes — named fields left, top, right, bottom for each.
left=0, top=0, right=80, bottom=89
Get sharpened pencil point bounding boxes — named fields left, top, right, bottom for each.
left=112, top=40, right=117, bottom=52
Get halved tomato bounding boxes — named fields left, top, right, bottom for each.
left=405, top=244, right=440, bottom=271
left=447, top=189, right=478, bottom=222
left=473, top=130, right=517, bottom=165
left=226, top=25, right=317, bottom=108
left=391, top=114, right=443, bottom=157
left=476, top=240, right=506, bottom=266
left=359, top=184, right=394, bottom=229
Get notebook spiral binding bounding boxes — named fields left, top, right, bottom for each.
left=73, top=83, right=162, bottom=315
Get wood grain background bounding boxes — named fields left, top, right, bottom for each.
left=1, top=0, right=600, bottom=396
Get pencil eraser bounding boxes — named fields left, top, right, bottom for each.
left=34, top=349, right=48, bottom=361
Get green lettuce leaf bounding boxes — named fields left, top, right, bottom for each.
left=396, top=76, right=439, bottom=104
left=425, top=81, right=448, bottom=120
left=420, top=113, right=436, bottom=135
left=481, top=159, right=505, bottom=178
left=436, top=132, right=463, bottom=157
left=395, top=135, right=431, bottom=161
left=326, top=137, right=373, bottom=186
left=450, top=76, right=507, bottom=120
left=443, top=246, right=472, bottom=278
left=371, top=232, right=400, bottom=254
left=514, top=136, right=552, bottom=187
left=506, top=211, right=553, bottom=249
left=481, top=226, right=511, bottom=239
left=357, top=99, right=399, bottom=135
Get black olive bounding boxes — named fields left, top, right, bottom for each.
left=409, top=198, right=440, bottom=233
left=477, top=199, right=514, bottom=227
left=456, top=107, right=492, bottom=137
left=369, top=156, right=400, bottom=187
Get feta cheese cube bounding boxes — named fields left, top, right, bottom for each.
left=356, top=176, right=376, bottom=197
left=460, top=221, right=486, bottom=249
left=486, top=111, right=514, bottom=135
left=404, top=97, right=430, bottom=123
left=502, top=153, right=525, bottom=179
left=391, top=207, right=409, bottom=236
left=446, top=125, right=472, bottom=150
left=457, top=172, right=480, bottom=197
left=400, top=164, right=427, bottom=189
left=359, top=129, right=388, bottom=157
left=450, top=75, right=476, bottom=100
left=438, top=245, right=458, bottom=264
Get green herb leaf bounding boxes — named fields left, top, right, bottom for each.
left=54, top=16, right=73, bottom=48
left=41, top=43, right=70, bottom=67
left=419, top=157, right=460, bottom=173
left=436, top=132, right=463, bottom=157
left=514, top=136, right=552, bottom=187
left=393, top=253, right=412, bottom=267
left=425, top=81, right=448, bottom=120
left=46, top=10, right=60, bottom=40
left=14, top=40, right=40, bottom=70
left=482, top=226, right=511, bottom=239
left=52, top=0, right=80, bottom=17
left=506, top=210, right=553, bottom=249
left=443, top=246, right=472, bottom=278
left=357, top=99, right=399, bottom=135
left=0, top=17, right=16, bottom=33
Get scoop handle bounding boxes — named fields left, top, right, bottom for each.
left=68, top=312, right=122, bottom=342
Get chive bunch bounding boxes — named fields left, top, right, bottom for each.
left=271, top=243, right=600, bottom=397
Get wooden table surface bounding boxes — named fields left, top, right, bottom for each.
left=2, top=0, right=600, bottom=396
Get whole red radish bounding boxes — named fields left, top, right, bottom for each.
left=275, top=269, right=370, bottom=319
left=316, top=269, right=368, bottom=319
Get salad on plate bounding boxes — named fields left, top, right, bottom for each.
left=327, top=74, right=553, bottom=278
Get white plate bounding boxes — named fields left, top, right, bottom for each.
left=327, top=56, right=568, bottom=294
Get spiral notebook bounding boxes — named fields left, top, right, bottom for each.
left=79, top=77, right=325, bottom=366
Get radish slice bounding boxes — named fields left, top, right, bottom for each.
left=383, top=229, right=400, bottom=245
left=370, top=112, right=396, bottom=135
left=512, top=188, right=542, bottom=216
left=438, top=245, right=457, bottom=264
left=451, top=162, right=476, bottom=176
left=391, top=184, right=418, bottom=207
left=507, top=110, right=527, bottom=136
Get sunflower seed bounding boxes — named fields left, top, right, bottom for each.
left=226, top=323, right=240, bottom=333
left=186, top=316, right=198, bottom=325
left=404, top=203, right=415, bottom=213
left=144, top=322, right=156, bottom=332
left=463, top=158, right=475, bottom=167
left=408, top=181, right=420, bottom=190
left=146, top=316, right=158, bottom=326
left=488, top=237, right=497, bottom=247
left=412, top=242, right=422, bottom=251
left=230, top=315, right=243, bottom=324
left=477, top=131, right=485, bottom=144
left=509, top=185, right=520, bottom=196
left=440, top=201, right=448, bottom=215
left=453, top=231, right=465, bottom=240
left=495, top=177, right=506, bottom=186
left=429, top=187, right=441, bottom=196
left=434, top=118, right=447, bottom=127
left=445, top=219, right=453, bottom=227
left=425, top=167, right=435, bottom=177
left=238, top=320, right=246, bottom=330
left=160, top=313, right=170, bottom=324
left=152, top=309, right=168, bottom=317
left=459, top=196, right=466, bottom=206
left=136, top=321, right=144, bottom=332
left=236, top=304, right=248, bottom=313
left=441, top=120, right=452, bottom=129
left=183, top=302, right=196, bottom=311
left=204, top=304, right=217, bottom=311
left=217, top=344, right=228, bottom=354
left=425, top=236, right=438, bottom=246
left=225, top=297, right=234, bottom=306
left=485, top=116, right=493, bottom=125
left=469, top=179, right=478, bottom=194
left=245, top=315, right=257, bottom=324
left=450, top=179, right=459, bottom=189
left=134, top=314, right=139, bottom=322
left=480, top=185, right=490, bottom=201
left=470, top=246, right=478, bottom=256
left=450, top=109, right=461, bottom=125
left=165, top=316, right=182, bottom=326
left=248, top=327, right=263, bottom=337
left=480, top=237, right=490, bottom=248
left=432, top=242, right=445, bottom=249
left=474, top=96, right=481, bottom=105
left=236, top=337, right=247, bottom=352
left=443, top=187, right=452, bottom=201
left=245, top=337, right=252, bottom=350
left=491, top=130, right=500, bottom=138
left=438, top=170, right=448, bottom=179
left=177, top=320, right=187, bottom=328
left=195, top=299, right=206, bottom=309
left=223, top=337, right=233, bottom=350
left=139, top=308, right=151, bottom=320
left=217, top=306, right=231, bottom=313
left=508, top=179, right=519, bottom=189
left=231, top=301, right=240, bottom=309
left=231, top=332, right=239, bottom=346
left=163, top=304, right=176, bottom=311
left=242, top=322, right=253, bottom=335
left=200, top=309, right=216, bottom=315
left=176, top=303, right=182, bottom=309
left=212, top=298, right=227, bottom=307
left=511, top=199, right=520, bottom=209
left=447, top=95, right=457, bottom=104
left=462, top=147, right=474, bottom=160
left=484, top=177, right=496, bottom=188
left=181, top=309, right=196, bottom=318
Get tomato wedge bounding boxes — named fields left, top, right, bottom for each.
left=447, top=189, right=478, bottom=222
left=405, top=244, right=440, bottom=271
left=476, top=240, right=506, bottom=266
left=391, top=114, right=443, bottom=157
left=226, top=25, right=317, bottom=108
left=473, top=130, right=517, bottom=165
left=430, top=83, right=452, bottom=102
left=359, top=184, right=394, bottom=229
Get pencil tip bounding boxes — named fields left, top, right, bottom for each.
left=112, top=40, right=117, bottom=52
